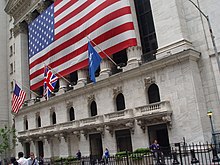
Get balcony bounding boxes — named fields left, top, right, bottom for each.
left=135, top=101, right=172, bottom=132
left=17, top=101, right=172, bottom=141
left=104, top=108, right=134, bottom=123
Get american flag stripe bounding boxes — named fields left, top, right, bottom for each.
left=29, top=0, right=137, bottom=90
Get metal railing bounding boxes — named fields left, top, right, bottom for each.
left=50, top=142, right=220, bottom=165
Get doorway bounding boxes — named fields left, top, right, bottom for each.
left=115, top=129, right=132, bottom=152
left=38, top=141, right=44, bottom=157
left=148, top=124, right=170, bottom=148
left=89, top=133, right=103, bottom=160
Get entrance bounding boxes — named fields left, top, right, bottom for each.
left=115, top=129, right=132, bottom=152
left=148, top=124, right=170, bottom=148
left=38, top=141, right=44, bottom=157
left=24, top=142, right=30, bottom=158
left=89, top=133, right=103, bottom=160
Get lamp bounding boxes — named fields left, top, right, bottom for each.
left=207, top=110, right=216, bottom=146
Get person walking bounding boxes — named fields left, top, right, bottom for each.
left=9, top=157, right=18, bottom=165
left=28, top=152, right=38, bottom=165
left=76, top=150, right=82, bottom=160
left=103, top=148, right=110, bottom=164
left=150, top=140, right=160, bottom=158
left=17, top=152, right=28, bottom=165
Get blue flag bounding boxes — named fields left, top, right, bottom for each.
left=88, top=42, right=102, bottom=83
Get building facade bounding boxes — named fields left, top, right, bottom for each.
left=4, top=0, right=220, bottom=159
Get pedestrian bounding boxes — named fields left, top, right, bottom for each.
left=28, top=152, right=38, bottom=165
left=150, top=140, right=160, bottom=158
left=76, top=150, right=81, bottom=160
left=17, top=152, right=28, bottom=165
left=38, top=156, right=44, bottom=165
left=9, top=157, right=18, bottom=165
left=103, top=148, right=110, bottom=164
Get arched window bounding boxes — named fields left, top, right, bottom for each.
left=116, top=93, right=125, bottom=111
left=52, top=112, right=56, bottom=124
left=90, top=101, right=97, bottom=117
left=25, top=119, right=28, bottom=130
left=148, top=83, right=160, bottom=104
left=37, top=116, right=41, bottom=127
left=69, top=107, right=75, bottom=121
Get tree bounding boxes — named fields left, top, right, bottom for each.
left=0, top=126, right=17, bottom=155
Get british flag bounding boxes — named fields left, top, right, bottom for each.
left=44, top=66, right=58, bottom=100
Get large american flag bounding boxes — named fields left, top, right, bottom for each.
left=29, top=0, right=137, bottom=90
left=12, top=83, right=26, bottom=114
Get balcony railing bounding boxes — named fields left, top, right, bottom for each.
left=79, top=115, right=104, bottom=127
left=135, top=101, right=171, bottom=116
left=104, top=109, right=134, bottom=123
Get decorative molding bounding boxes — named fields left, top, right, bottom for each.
left=105, top=125, right=113, bottom=137
left=13, top=22, right=28, bottom=37
left=144, top=77, right=155, bottom=87
left=87, top=94, right=95, bottom=103
left=80, top=130, right=88, bottom=140
left=66, top=101, right=73, bottom=109
left=113, top=86, right=122, bottom=97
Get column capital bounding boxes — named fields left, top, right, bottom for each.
left=13, top=22, right=28, bottom=37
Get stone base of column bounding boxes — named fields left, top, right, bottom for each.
left=156, top=39, right=193, bottom=59
left=74, top=79, right=87, bottom=89
left=123, top=58, right=140, bottom=72
left=97, top=69, right=112, bottom=81
left=56, top=87, right=66, bottom=95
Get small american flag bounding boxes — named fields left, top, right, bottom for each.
left=29, top=0, right=137, bottom=90
left=12, top=83, right=26, bottom=114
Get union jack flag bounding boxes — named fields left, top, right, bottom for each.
left=44, top=66, right=58, bottom=100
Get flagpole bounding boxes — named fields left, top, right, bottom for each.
left=46, top=65, right=73, bottom=87
left=13, top=79, right=40, bottom=97
left=86, top=36, right=119, bottom=68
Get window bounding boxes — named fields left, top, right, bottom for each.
left=52, top=112, right=56, bottom=124
left=10, top=81, right=13, bottom=92
left=10, top=45, right=13, bottom=57
left=90, top=101, right=97, bottom=117
left=10, top=63, right=13, bottom=74
left=134, top=0, right=158, bottom=61
left=25, top=119, right=28, bottom=130
left=37, top=116, right=41, bottom=127
left=13, top=43, right=15, bottom=55
left=148, top=83, right=160, bottom=104
left=116, top=93, right=125, bottom=111
left=9, top=29, right=12, bottom=39
left=69, top=107, right=75, bottom=121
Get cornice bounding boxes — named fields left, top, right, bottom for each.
left=18, top=49, right=200, bottom=114
left=5, top=0, right=41, bottom=24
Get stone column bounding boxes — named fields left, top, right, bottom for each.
left=28, top=92, right=36, bottom=106
left=57, top=78, right=67, bottom=95
left=124, top=46, right=142, bottom=71
left=43, top=137, right=52, bottom=159
left=79, top=131, right=90, bottom=156
left=30, top=140, right=37, bottom=154
left=75, top=69, right=88, bottom=89
left=150, top=0, right=193, bottom=59
left=59, top=134, right=69, bottom=157
left=97, top=58, right=112, bottom=81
